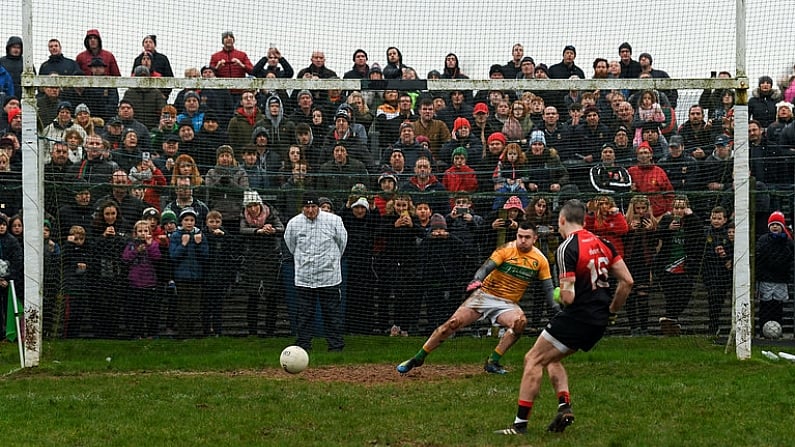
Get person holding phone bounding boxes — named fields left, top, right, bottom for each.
left=654, top=195, right=702, bottom=335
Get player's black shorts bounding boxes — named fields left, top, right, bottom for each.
left=543, top=314, right=606, bottom=353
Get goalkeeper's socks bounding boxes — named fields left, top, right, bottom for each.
left=516, top=399, right=533, bottom=421
left=488, top=349, right=504, bottom=364
left=557, top=391, right=571, bottom=406
left=414, top=347, right=429, bottom=362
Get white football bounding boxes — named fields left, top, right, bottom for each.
left=280, top=346, right=309, bottom=374
left=762, top=321, right=782, bottom=339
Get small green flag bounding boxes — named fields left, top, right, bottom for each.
left=5, top=286, right=21, bottom=342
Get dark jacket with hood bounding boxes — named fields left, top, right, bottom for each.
left=383, top=47, right=406, bottom=80
left=75, top=29, right=121, bottom=76
left=0, top=36, right=25, bottom=98
left=253, top=95, right=295, bottom=159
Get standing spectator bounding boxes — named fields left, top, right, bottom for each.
left=132, top=35, right=174, bottom=78
left=0, top=37, right=24, bottom=98
left=638, top=52, right=678, bottom=108
left=547, top=46, right=585, bottom=112
left=204, top=145, right=249, bottom=235
left=192, top=66, right=236, bottom=128
left=678, top=105, right=716, bottom=161
left=169, top=207, right=209, bottom=338
left=588, top=143, right=632, bottom=194
left=413, top=98, right=452, bottom=162
left=239, top=191, right=285, bottom=337
left=700, top=134, right=734, bottom=214
left=339, top=196, right=380, bottom=334
left=383, top=47, right=406, bottom=80
left=342, top=49, right=370, bottom=80
left=284, top=198, right=348, bottom=351
left=627, top=142, right=674, bottom=219
left=618, top=42, right=642, bottom=79
left=201, top=210, right=233, bottom=336
left=252, top=46, right=294, bottom=79
left=66, top=134, right=119, bottom=196
left=121, top=219, right=161, bottom=339
left=228, top=90, right=265, bottom=153
left=442, top=147, right=478, bottom=196
left=654, top=195, right=702, bottom=335
left=75, top=29, right=121, bottom=76
left=584, top=195, right=629, bottom=258
left=400, top=155, right=447, bottom=214
left=501, top=43, right=525, bottom=79
left=60, top=225, right=91, bottom=338
left=41, top=101, right=87, bottom=156
left=123, top=66, right=166, bottom=130
left=90, top=200, right=128, bottom=338
left=755, top=211, right=794, bottom=334
left=0, top=212, right=23, bottom=337
left=748, top=76, right=781, bottom=128
left=115, top=100, right=152, bottom=151
left=701, top=206, right=733, bottom=336
left=255, top=95, right=296, bottom=160
left=40, top=38, right=81, bottom=76
left=316, top=142, right=369, bottom=206
left=623, top=195, right=657, bottom=336
left=209, top=31, right=253, bottom=97
left=657, top=135, right=702, bottom=192
left=296, top=51, right=338, bottom=79
left=97, top=169, right=147, bottom=234
left=81, top=58, right=119, bottom=122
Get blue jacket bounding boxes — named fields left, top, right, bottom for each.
left=169, top=227, right=209, bottom=280
left=0, top=64, right=13, bottom=97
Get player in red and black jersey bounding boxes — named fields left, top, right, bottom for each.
left=496, top=199, right=634, bottom=435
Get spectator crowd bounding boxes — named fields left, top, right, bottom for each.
left=0, top=32, right=793, bottom=343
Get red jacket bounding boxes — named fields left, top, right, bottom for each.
left=442, top=165, right=478, bottom=194
left=75, top=29, right=121, bottom=76
left=209, top=48, right=253, bottom=79
left=585, top=211, right=629, bottom=257
left=627, top=164, right=674, bottom=217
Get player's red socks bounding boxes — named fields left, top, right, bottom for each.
left=516, top=399, right=533, bottom=420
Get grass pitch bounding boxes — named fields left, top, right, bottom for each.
left=2, top=335, right=794, bottom=446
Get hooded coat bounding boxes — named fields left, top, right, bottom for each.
left=75, top=29, right=121, bottom=76
left=0, top=37, right=25, bottom=98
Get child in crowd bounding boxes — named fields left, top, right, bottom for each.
left=702, top=206, right=733, bottom=336
left=121, top=219, right=161, bottom=339
left=202, top=210, right=234, bottom=336
left=169, top=207, right=208, bottom=338
left=61, top=225, right=91, bottom=338
left=755, top=211, right=794, bottom=335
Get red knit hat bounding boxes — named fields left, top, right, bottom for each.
left=452, top=117, right=471, bottom=134
left=487, top=132, right=506, bottom=145
left=768, top=211, right=792, bottom=238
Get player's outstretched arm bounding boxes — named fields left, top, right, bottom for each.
left=608, top=258, right=634, bottom=314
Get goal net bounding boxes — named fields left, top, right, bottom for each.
left=0, top=0, right=791, bottom=365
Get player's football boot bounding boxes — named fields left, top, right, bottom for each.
left=547, top=403, right=574, bottom=432
left=494, top=422, right=527, bottom=435
left=396, top=357, right=423, bottom=374
left=484, top=358, right=508, bottom=374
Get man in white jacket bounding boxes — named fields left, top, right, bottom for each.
left=284, top=198, right=348, bottom=351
